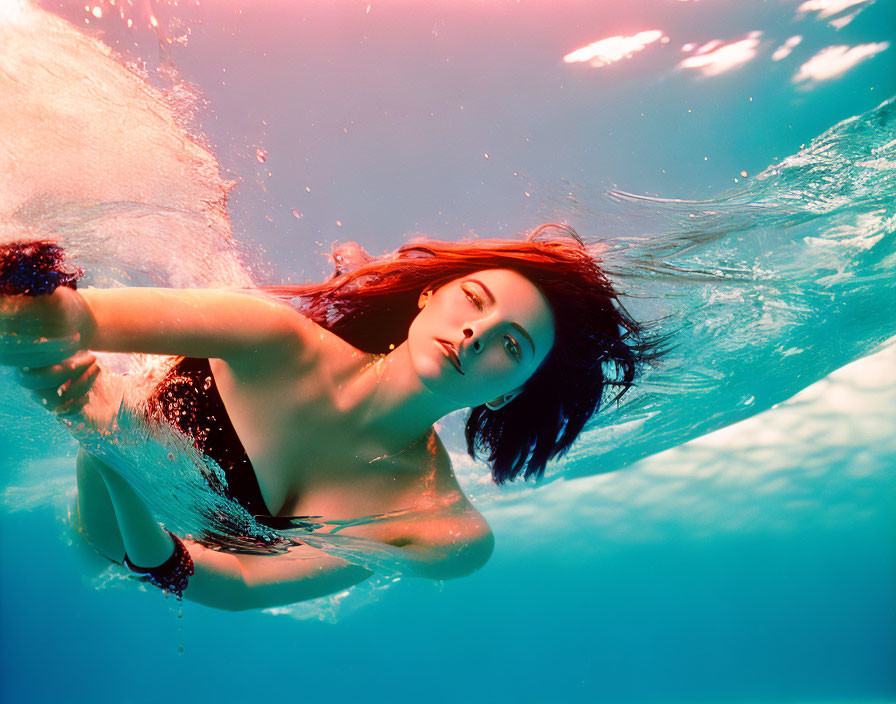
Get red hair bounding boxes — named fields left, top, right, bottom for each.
left=261, top=223, right=647, bottom=483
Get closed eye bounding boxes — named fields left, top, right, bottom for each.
left=463, top=286, right=485, bottom=311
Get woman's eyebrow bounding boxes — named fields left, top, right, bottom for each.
left=468, top=278, right=536, bottom=356
left=467, top=278, right=496, bottom=305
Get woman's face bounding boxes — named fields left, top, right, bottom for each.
left=407, top=268, right=555, bottom=408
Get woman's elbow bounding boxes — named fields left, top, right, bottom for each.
left=180, top=579, right=252, bottom=611
left=412, top=531, right=495, bottom=581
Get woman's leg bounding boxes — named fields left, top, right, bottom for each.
left=75, top=447, right=125, bottom=563
left=12, top=353, right=129, bottom=560
left=20, top=357, right=176, bottom=568
left=69, top=366, right=176, bottom=568
left=80, top=448, right=176, bottom=568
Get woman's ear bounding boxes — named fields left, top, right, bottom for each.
left=417, top=289, right=433, bottom=309
left=485, top=388, right=520, bottom=411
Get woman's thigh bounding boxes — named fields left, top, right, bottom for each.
left=75, top=448, right=125, bottom=563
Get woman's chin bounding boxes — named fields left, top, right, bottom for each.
left=413, top=372, right=467, bottom=407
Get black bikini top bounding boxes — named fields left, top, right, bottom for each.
left=148, top=356, right=272, bottom=519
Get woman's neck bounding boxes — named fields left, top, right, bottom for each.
left=339, top=341, right=457, bottom=460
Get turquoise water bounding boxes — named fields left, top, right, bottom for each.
left=1, top=1, right=894, bottom=702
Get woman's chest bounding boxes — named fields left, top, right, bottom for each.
left=206, top=356, right=436, bottom=517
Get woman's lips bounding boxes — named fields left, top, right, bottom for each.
left=436, top=339, right=464, bottom=375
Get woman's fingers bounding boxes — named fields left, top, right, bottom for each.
left=14, top=350, right=96, bottom=389
left=13, top=349, right=100, bottom=415
left=55, top=363, right=101, bottom=416
left=27, top=358, right=100, bottom=414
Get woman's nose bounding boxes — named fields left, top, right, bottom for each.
left=463, top=326, right=484, bottom=353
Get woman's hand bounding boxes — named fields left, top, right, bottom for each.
left=12, top=350, right=101, bottom=415
left=0, top=287, right=97, bottom=369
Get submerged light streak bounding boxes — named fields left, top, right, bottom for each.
left=772, top=35, right=803, bottom=62
left=827, top=11, right=861, bottom=29
left=563, top=30, right=666, bottom=68
left=795, top=0, right=873, bottom=28
left=678, top=32, right=762, bottom=76
left=795, top=0, right=871, bottom=19
left=793, top=42, right=890, bottom=84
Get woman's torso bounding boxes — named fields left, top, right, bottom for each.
left=154, top=320, right=485, bottom=546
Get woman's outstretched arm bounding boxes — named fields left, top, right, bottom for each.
left=2, top=285, right=311, bottom=370
left=80, top=286, right=308, bottom=364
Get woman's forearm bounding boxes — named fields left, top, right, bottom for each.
left=92, top=459, right=175, bottom=568
left=183, top=543, right=373, bottom=611
left=79, top=286, right=301, bottom=362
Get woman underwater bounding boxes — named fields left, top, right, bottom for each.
left=0, top=227, right=646, bottom=610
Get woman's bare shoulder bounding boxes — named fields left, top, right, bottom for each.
left=426, top=430, right=491, bottom=519
left=227, top=297, right=355, bottom=377
left=398, top=430, right=495, bottom=577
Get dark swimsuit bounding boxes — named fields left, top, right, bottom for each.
left=147, top=356, right=273, bottom=519
left=147, top=357, right=317, bottom=552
